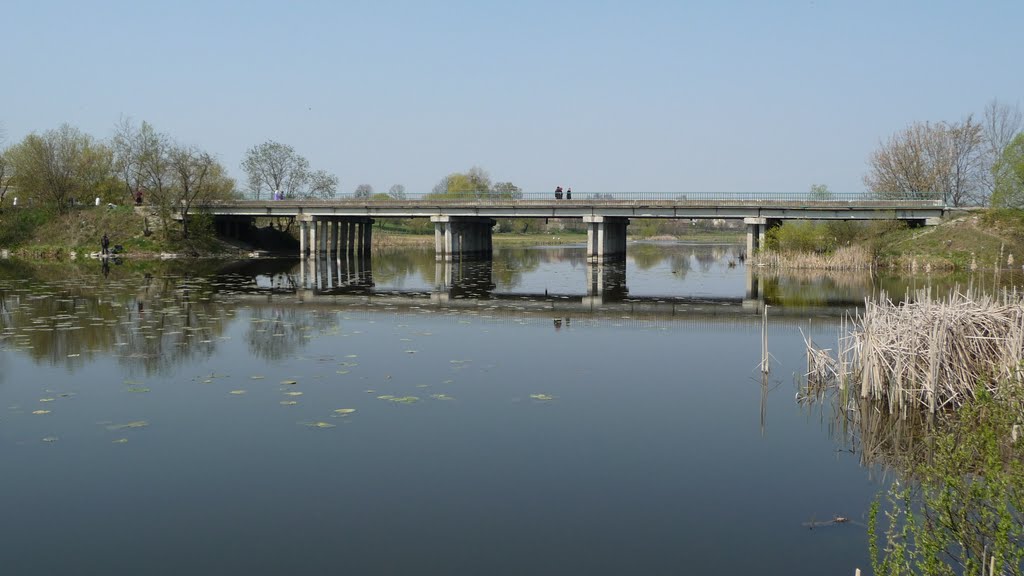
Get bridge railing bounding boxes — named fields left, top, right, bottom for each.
left=322, top=191, right=945, bottom=205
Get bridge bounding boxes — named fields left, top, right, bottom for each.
left=193, top=192, right=945, bottom=260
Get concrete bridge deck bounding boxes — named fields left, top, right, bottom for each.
left=194, top=193, right=945, bottom=260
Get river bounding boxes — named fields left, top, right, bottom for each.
left=0, top=242, right=1001, bottom=575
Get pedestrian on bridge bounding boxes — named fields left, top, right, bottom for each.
left=566, top=188, right=572, bottom=200
left=555, top=186, right=563, bottom=200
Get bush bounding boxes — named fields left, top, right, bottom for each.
left=765, top=221, right=833, bottom=253
left=0, top=208, right=48, bottom=248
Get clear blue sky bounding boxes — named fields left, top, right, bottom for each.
left=4, top=0, right=1022, bottom=194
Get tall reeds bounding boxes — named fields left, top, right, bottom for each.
left=806, top=288, right=1024, bottom=414
left=751, top=245, right=873, bottom=271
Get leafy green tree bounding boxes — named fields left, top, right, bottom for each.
left=765, top=221, right=833, bottom=253
left=0, top=147, right=10, bottom=211
left=492, top=181, right=522, bottom=199
left=430, top=166, right=492, bottom=199
left=990, top=134, right=1024, bottom=208
left=5, top=124, right=113, bottom=214
left=809, top=183, right=832, bottom=201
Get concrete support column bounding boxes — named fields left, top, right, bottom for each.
left=744, top=217, right=765, bottom=256
left=347, top=220, right=356, bottom=255
left=337, top=221, right=348, bottom=257
left=299, top=219, right=309, bottom=257
left=434, top=221, right=445, bottom=259
left=329, top=221, right=337, bottom=259
left=309, top=218, right=319, bottom=255
left=361, top=219, right=373, bottom=256
left=584, top=216, right=629, bottom=260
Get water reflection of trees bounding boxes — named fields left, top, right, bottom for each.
left=245, top=307, right=336, bottom=361
left=0, top=268, right=232, bottom=374
left=492, top=248, right=542, bottom=289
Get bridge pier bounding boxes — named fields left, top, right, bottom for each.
left=584, top=216, right=629, bottom=260
left=743, top=217, right=781, bottom=255
left=298, top=216, right=374, bottom=258
left=431, top=216, right=495, bottom=260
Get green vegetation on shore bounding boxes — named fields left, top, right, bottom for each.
left=760, top=209, right=1024, bottom=271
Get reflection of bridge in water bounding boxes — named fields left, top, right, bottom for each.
left=222, top=255, right=859, bottom=328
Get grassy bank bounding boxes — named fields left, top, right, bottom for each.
left=0, top=206, right=247, bottom=259
left=758, top=209, right=1024, bottom=271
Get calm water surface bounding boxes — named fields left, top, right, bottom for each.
left=0, top=243, right=1001, bottom=575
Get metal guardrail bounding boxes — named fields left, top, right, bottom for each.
left=240, top=191, right=946, bottom=205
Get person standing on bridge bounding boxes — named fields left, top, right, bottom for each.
left=555, top=186, right=563, bottom=200
left=566, top=187, right=572, bottom=200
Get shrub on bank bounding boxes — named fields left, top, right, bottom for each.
left=0, top=208, right=49, bottom=248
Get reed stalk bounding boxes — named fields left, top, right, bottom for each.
left=805, top=288, right=1024, bottom=414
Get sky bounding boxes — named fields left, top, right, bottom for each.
left=3, top=0, right=1022, bottom=195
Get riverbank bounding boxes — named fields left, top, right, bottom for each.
left=756, top=209, right=1024, bottom=271
left=0, top=206, right=745, bottom=260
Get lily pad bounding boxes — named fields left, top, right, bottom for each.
left=32, top=410, right=51, bottom=415
left=333, top=408, right=356, bottom=415
left=283, top=391, right=303, bottom=397
left=280, top=400, right=298, bottom=406
left=388, top=396, right=420, bottom=404
left=529, top=394, right=555, bottom=401
left=280, top=380, right=298, bottom=385
left=300, top=421, right=336, bottom=429
left=229, top=390, right=247, bottom=395
left=106, top=420, right=149, bottom=431
left=112, top=438, right=129, bottom=444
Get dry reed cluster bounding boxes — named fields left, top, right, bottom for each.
left=806, top=289, right=1024, bottom=414
left=752, top=245, right=873, bottom=270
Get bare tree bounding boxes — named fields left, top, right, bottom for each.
left=943, top=118, right=986, bottom=206
left=388, top=184, right=406, bottom=200
left=353, top=184, right=373, bottom=199
left=135, top=124, right=174, bottom=221
left=981, top=99, right=1023, bottom=201
left=241, top=141, right=310, bottom=200
left=865, top=118, right=985, bottom=206
left=169, top=145, right=221, bottom=238
left=307, top=170, right=338, bottom=199
left=111, top=117, right=164, bottom=204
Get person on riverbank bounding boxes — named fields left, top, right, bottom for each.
left=101, top=233, right=110, bottom=256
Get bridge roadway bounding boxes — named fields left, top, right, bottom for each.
left=194, top=194, right=946, bottom=260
